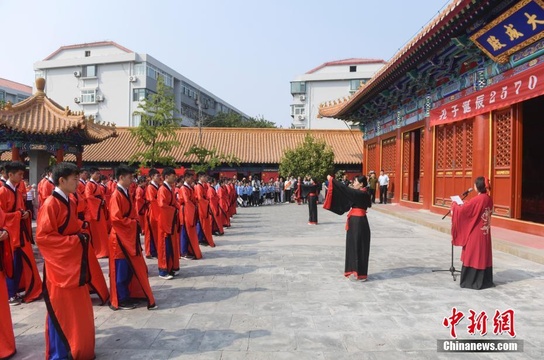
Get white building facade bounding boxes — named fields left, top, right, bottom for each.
left=290, top=59, right=386, bottom=129
left=34, top=41, right=249, bottom=127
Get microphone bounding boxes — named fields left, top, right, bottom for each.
left=462, top=188, right=473, bottom=197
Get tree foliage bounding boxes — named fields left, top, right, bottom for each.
left=279, top=134, right=335, bottom=183
left=202, top=112, right=276, bottom=128
left=184, top=144, right=240, bottom=174
left=129, top=76, right=180, bottom=167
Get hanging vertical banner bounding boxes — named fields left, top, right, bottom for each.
left=470, top=0, right=544, bottom=63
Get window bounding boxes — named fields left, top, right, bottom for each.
left=350, top=66, right=357, bottom=72
left=16, top=95, right=28, bottom=103
left=349, top=79, right=368, bottom=91
left=290, top=105, right=305, bottom=116
left=133, top=89, right=146, bottom=101
left=132, top=114, right=141, bottom=127
left=290, top=81, right=306, bottom=94
left=134, top=63, right=145, bottom=76
left=83, top=65, right=96, bottom=78
left=85, top=51, right=91, bottom=57
left=0, top=90, right=5, bottom=102
left=80, top=89, right=96, bottom=104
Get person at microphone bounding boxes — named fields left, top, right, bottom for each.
left=450, top=176, right=494, bottom=290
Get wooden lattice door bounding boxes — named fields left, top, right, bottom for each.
left=492, top=109, right=515, bottom=217
left=381, top=136, right=397, bottom=198
left=434, top=120, right=474, bottom=206
left=366, top=143, right=377, bottom=173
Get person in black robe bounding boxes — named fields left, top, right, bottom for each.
left=323, top=175, right=372, bottom=281
left=301, top=179, right=319, bottom=225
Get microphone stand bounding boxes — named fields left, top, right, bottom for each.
left=432, top=191, right=470, bottom=281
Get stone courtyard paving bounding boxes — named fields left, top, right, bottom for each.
left=11, top=202, right=544, bottom=359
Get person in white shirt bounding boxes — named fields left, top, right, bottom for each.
left=378, top=169, right=390, bottom=204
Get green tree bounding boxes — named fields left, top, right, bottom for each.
left=129, top=76, right=180, bottom=167
left=279, top=134, right=335, bottom=183
left=184, top=144, right=240, bottom=174
left=202, top=112, right=276, bottom=128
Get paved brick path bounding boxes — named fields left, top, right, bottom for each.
left=11, top=203, right=543, bottom=359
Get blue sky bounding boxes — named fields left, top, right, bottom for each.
left=1, top=0, right=450, bottom=128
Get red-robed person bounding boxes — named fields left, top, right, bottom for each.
left=135, top=176, right=148, bottom=237
left=228, top=177, right=237, bottom=217
left=218, top=179, right=231, bottom=228
left=76, top=168, right=89, bottom=221
left=68, top=191, right=110, bottom=306
left=100, top=174, right=113, bottom=232
left=0, top=206, right=16, bottom=359
left=195, top=173, right=215, bottom=247
left=451, top=176, right=495, bottom=290
left=36, top=162, right=96, bottom=359
left=85, top=167, right=109, bottom=258
left=156, top=167, right=181, bottom=279
left=179, top=171, right=202, bottom=260
left=38, top=167, right=55, bottom=207
left=0, top=161, right=42, bottom=305
left=144, top=168, right=161, bottom=259
left=207, top=177, right=224, bottom=236
left=108, top=165, right=158, bottom=311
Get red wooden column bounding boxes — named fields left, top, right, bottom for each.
left=11, top=144, right=20, bottom=161
left=56, top=148, right=64, bottom=163
left=76, top=153, right=83, bottom=168
left=422, top=123, right=434, bottom=209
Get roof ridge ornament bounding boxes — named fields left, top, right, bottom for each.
left=36, top=78, right=46, bottom=93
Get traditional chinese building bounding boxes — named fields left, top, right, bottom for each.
left=0, top=78, right=117, bottom=184
left=36, top=127, right=363, bottom=181
left=320, top=0, right=544, bottom=236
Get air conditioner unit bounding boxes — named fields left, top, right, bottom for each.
left=299, top=95, right=306, bottom=101
left=74, top=97, right=81, bottom=103
left=129, top=75, right=137, bottom=82
left=74, top=71, right=81, bottom=77
left=96, top=95, right=104, bottom=102
left=297, top=115, right=305, bottom=120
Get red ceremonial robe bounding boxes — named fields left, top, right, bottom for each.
left=229, top=183, right=237, bottom=216
left=157, top=183, right=180, bottom=274
left=0, top=184, right=42, bottom=303
left=68, top=193, right=110, bottom=305
left=451, top=193, right=494, bottom=289
left=38, top=178, right=55, bottom=207
left=135, top=185, right=147, bottom=235
left=85, top=180, right=109, bottom=258
left=207, top=185, right=224, bottom=235
left=179, top=184, right=202, bottom=259
left=194, top=183, right=215, bottom=247
left=76, top=179, right=87, bottom=220
left=218, top=185, right=231, bottom=228
left=109, top=187, right=156, bottom=309
left=144, top=183, right=160, bottom=257
left=36, top=191, right=95, bottom=360
left=0, top=207, right=16, bottom=359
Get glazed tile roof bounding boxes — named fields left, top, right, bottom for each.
left=319, top=0, right=474, bottom=119
left=0, top=78, right=117, bottom=144
left=66, top=127, right=363, bottom=165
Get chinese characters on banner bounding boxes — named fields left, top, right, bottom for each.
left=443, top=308, right=516, bottom=339
left=470, top=0, right=544, bottom=63
left=430, top=63, right=544, bottom=126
